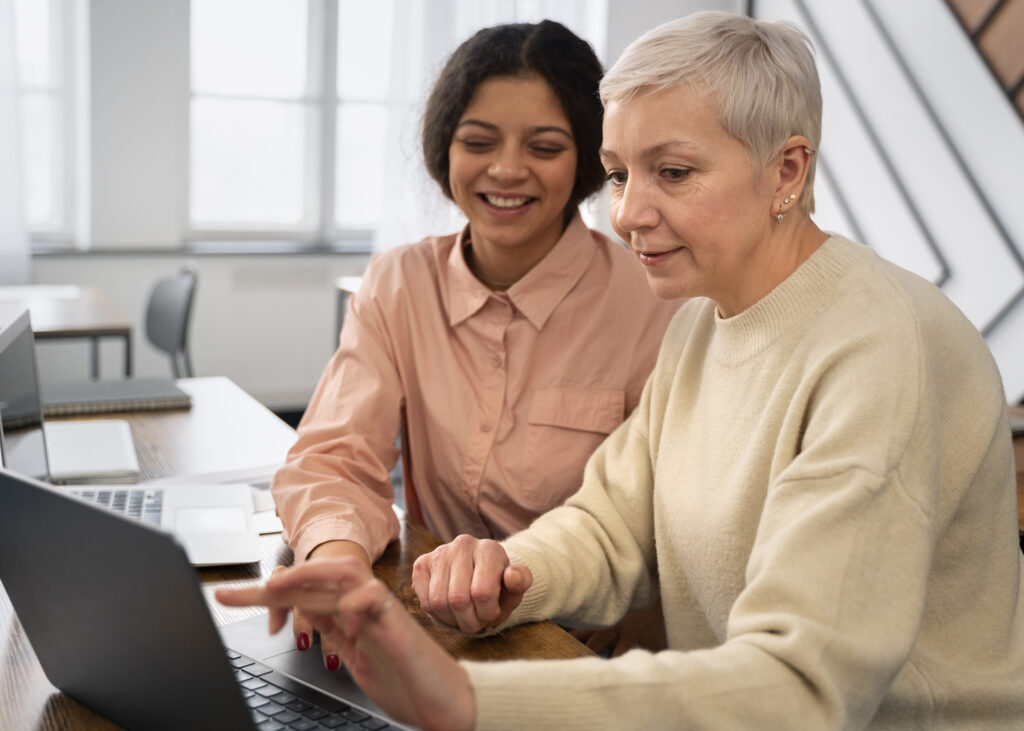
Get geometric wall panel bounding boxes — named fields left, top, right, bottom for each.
left=755, top=0, right=1024, bottom=400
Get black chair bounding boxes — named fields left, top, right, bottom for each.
left=145, top=262, right=198, bottom=378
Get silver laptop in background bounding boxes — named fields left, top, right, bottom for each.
left=0, top=310, right=139, bottom=483
left=0, top=309, right=260, bottom=566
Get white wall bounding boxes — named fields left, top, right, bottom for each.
left=88, top=0, right=189, bottom=247
left=605, top=0, right=739, bottom=61
left=33, top=253, right=369, bottom=409
left=0, top=0, right=30, bottom=283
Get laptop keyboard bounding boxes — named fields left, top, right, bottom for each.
left=69, top=488, right=163, bottom=524
left=227, top=648, right=402, bottom=731
left=66, top=489, right=399, bottom=728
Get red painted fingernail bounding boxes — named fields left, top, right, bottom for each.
left=297, top=633, right=310, bottom=651
left=326, top=654, right=340, bottom=672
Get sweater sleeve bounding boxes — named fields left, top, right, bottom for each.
left=496, top=406, right=661, bottom=631
left=271, top=256, right=402, bottom=562
left=465, top=286, right=1011, bottom=729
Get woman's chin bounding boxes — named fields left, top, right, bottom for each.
left=644, top=272, right=692, bottom=301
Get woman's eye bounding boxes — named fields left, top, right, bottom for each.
left=530, top=144, right=565, bottom=158
left=605, top=171, right=626, bottom=186
left=661, top=167, right=690, bottom=182
left=458, top=138, right=495, bottom=152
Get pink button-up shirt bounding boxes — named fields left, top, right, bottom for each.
left=272, top=215, right=681, bottom=562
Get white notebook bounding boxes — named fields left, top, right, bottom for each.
left=44, top=420, right=140, bottom=484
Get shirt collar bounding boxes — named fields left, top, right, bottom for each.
left=445, top=214, right=597, bottom=330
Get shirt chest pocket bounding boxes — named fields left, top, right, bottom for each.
left=520, top=388, right=626, bottom=513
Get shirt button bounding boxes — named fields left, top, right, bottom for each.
left=490, top=354, right=502, bottom=367
left=480, top=422, right=492, bottom=432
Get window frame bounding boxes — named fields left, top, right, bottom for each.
left=17, top=0, right=80, bottom=247
left=185, top=0, right=374, bottom=246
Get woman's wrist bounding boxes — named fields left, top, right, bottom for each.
left=307, top=539, right=371, bottom=568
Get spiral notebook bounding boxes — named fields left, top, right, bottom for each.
left=42, top=378, right=192, bottom=417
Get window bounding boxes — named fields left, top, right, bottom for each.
left=190, top=0, right=318, bottom=234
left=189, top=0, right=605, bottom=248
left=334, top=0, right=394, bottom=232
left=12, top=0, right=77, bottom=241
left=189, top=0, right=399, bottom=241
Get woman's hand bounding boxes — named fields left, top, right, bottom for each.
left=412, top=535, right=532, bottom=633
left=216, top=557, right=475, bottom=731
left=284, top=540, right=371, bottom=673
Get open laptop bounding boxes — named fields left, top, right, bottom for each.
left=0, top=309, right=139, bottom=483
left=0, top=309, right=260, bottom=566
left=0, top=467, right=410, bottom=730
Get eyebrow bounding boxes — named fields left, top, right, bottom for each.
left=600, top=140, right=697, bottom=160
left=455, top=119, right=574, bottom=140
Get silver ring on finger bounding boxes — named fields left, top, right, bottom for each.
left=373, top=594, right=396, bottom=621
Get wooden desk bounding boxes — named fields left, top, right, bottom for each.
left=0, top=285, right=132, bottom=379
left=204, top=515, right=591, bottom=662
left=0, top=377, right=589, bottom=729
left=127, top=376, right=298, bottom=482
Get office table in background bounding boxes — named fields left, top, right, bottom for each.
left=0, top=376, right=590, bottom=730
left=0, top=285, right=132, bottom=379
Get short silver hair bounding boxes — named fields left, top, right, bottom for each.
left=601, top=11, right=821, bottom=213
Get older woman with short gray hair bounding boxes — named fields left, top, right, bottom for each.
left=220, top=12, right=1024, bottom=730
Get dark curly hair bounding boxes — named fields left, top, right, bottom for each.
left=422, top=20, right=605, bottom=217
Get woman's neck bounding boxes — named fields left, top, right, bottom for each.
left=463, top=218, right=571, bottom=291
left=715, top=216, right=828, bottom=319
left=464, top=246, right=519, bottom=291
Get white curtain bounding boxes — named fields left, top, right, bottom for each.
left=0, top=0, right=30, bottom=284
left=374, top=0, right=609, bottom=250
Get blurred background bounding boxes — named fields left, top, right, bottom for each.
left=2, top=0, right=1023, bottom=417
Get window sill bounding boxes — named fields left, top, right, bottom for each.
left=31, top=239, right=374, bottom=257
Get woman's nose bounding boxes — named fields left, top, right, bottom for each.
left=613, top=178, right=659, bottom=233
left=487, top=148, right=528, bottom=182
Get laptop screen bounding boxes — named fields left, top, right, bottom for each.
left=0, top=311, right=51, bottom=481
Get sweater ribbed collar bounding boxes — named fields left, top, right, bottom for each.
left=711, top=235, right=864, bottom=365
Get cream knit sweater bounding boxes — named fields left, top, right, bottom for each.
left=464, top=235, right=1024, bottom=729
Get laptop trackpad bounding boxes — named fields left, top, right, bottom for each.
left=264, top=642, right=383, bottom=715
left=165, top=486, right=260, bottom=566
left=175, top=506, right=248, bottom=533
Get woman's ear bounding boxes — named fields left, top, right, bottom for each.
left=775, top=135, right=814, bottom=196
left=770, top=135, right=814, bottom=217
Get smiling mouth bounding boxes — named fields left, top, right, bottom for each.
left=636, top=247, right=683, bottom=266
left=480, top=193, right=535, bottom=209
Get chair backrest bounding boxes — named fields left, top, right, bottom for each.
left=145, top=262, right=198, bottom=378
